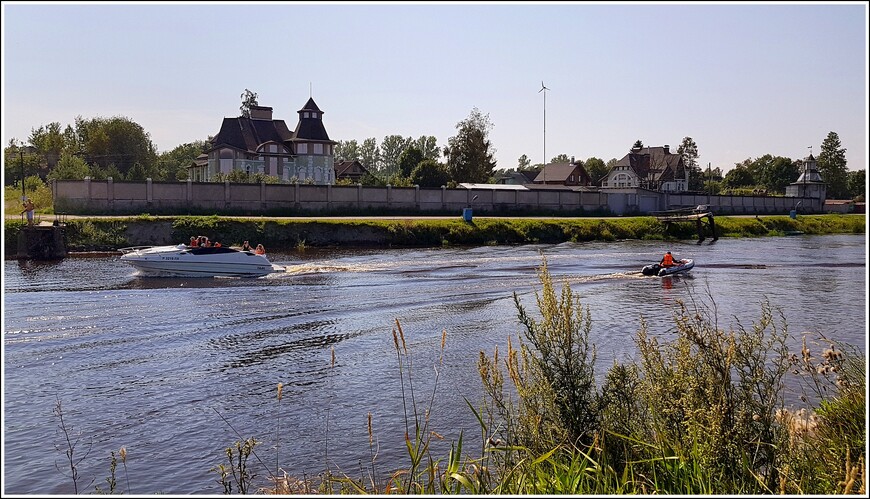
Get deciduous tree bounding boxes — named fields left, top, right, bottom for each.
left=412, top=135, right=440, bottom=161
left=410, top=159, right=451, bottom=188
left=398, top=145, right=424, bottom=178
left=72, top=116, right=157, bottom=176
left=334, top=139, right=360, bottom=162
left=240, top=89, right=258, bottom=118
left=379, top=135, right=410, bottom=178
left=46, top=152, right=90, bottom=180
left=584, top=157, right=608, bottom=186
left=445, top=107, right=497, bottom=183
left=752, top=154, right=798, bottom=193
left=722, top=161, right=757, bottom=189
left=677, top=137, right=703, bottom=190
left=517, top=154, right=531, bottom=170
left=846, top=169, right=865, bottom=201
left=359, top=138, right=380, bottom=176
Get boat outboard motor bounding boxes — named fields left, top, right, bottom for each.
left=641, top=263, right=661, bottom=276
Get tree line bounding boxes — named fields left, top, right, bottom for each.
left=4, top=100, right=864, bottom=201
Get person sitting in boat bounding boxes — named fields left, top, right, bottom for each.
left=660, top=251, right=676, bottom=268
left=255, top=244, right=266, bottom=255
left=241, top=240, right=252, bottom=251
left=189, top=236, right=198, bottom=247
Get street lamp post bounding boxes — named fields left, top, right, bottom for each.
left=20, top=150, right=26, bottom=201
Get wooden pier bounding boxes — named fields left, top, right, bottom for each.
left=651, top=205, right=718, bottom=242
left=16, top=216, right=68, bottom=260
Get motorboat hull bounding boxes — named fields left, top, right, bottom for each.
left=641, top=258, right=694, bottom=277
left=119, top=245, right=283, bottom=277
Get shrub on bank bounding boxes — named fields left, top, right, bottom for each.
left=4, top=214, right=865, bottom=254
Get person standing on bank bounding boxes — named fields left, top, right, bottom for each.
left=21, top=198, right=35, bottom=226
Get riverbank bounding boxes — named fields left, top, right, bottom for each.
left=3, top=213, right=865, bottom=253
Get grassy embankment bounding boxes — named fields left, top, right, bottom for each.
left=4, top=213, right=866, bottom=253
left=50, top=259, right=866, bottom=495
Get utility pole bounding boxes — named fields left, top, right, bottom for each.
left=20, top=150, right=26, bottom=201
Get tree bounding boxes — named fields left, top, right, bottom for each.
left=632, top=140, right=644, bottom=150
left=46, top=152, right=90, bottom=180
left=518, top=154, right=531, bottom=170
left=445, top=107, right=497, bottom=183
left=379, top=135, right=410, bottom=178
left=817, top=131, right=849, bottom=199
left=752, top=154, right=799, bottom=193
left=722, top=161, right=757, bottom=189
left=584, top=157, right=609, bottom=186
left=398, top=145, right=424, bottom=178
left=410, top=159, right=451, bottom=188
left=29, top=122, right=67, bottom=174
left=71, top=116, right=157, bottom=176
left=158, top=140, right=208, bottom=182
left=677, top=137, right=703, bottom=190
left=126, top=162, right=148, bottom=181
left=240, top=89, right=258, bottom=118
left=4, top=141, right=42, bottom=186
left=334, top=139, right=360, bottom=162
left=847, top=169, right=865, bottom=201
left=412, top=135, right=440, bottom=161
left=359, top=138, right=380, bottom=176
left=550, top=153, right=571, bottom=163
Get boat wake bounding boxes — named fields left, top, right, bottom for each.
left=281, top=262, right=382, bottom=275
left=565, top=271, right=650, bottom=284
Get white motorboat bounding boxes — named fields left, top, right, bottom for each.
left=119, top=244, right=284, bottom=277
left=641, top=258, right=694, bottom=277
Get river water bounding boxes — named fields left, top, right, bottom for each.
left=2, top=234, right=866, bottom=494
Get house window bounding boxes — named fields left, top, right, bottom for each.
left=303, top=112, right=309, bottom=118
left=314, top=143, right=323, bottom=154
left=297, top=143, right=308, bottom=154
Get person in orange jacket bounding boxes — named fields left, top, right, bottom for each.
left=660, top=251, right=676, bottom=267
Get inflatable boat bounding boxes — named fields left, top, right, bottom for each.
left=641, top=258, right=694, bottom=277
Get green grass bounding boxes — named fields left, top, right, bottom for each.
left=6, top=214, right=863, bottom=252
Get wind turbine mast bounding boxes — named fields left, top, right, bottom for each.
left=539, top=81, right=550, bottom=184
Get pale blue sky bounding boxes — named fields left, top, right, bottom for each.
left=2, top=1, right=867, bottom=173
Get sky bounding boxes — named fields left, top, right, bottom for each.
left=2, top=1, right=868, bottom=174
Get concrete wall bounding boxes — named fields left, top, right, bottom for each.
left=52, top=179, right=823, bottom=216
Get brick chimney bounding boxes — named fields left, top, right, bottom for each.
left=250, top=105, right=273, bottom=120
left=663, top=144, right=670, bottom=154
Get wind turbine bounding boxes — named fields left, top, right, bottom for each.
left=539, top=81, right=550, bottom=184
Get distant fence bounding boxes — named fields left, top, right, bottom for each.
left=51, top=179, right=823, bottom=216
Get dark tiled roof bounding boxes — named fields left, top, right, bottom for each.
left=520, top=170, right=539, bottom=183
left=294, top=98, right=332, bottom=142
left=299, top=97, right=322, bottom=113
left=532, top=163, right=591, bottom=184
left=209, top=117, right=294, bottom=153
left=293, top=118, right=333, bottom=142
left=334, top=160, right=370, bottom=176
left=612, top=146, right=684, bottom=182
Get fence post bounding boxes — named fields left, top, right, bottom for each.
left=107, top=177, right=114, bottom=213
left=261, top=181, right=266, bottom=211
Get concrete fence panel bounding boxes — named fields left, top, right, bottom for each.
left=50, top=180, right=826, bottom=216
